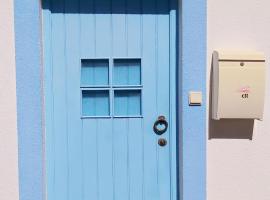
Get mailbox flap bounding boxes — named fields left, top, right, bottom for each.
left=214, top=50, right=265, bottom=62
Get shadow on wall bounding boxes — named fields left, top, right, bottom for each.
left=208, top=55, right=254, bottom=140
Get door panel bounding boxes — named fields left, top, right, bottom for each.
left=42, top=0, right=176, bottom=199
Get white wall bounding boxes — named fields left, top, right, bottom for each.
left=207, top=0, right=270, bottom=200
left=0, top=1, right=19, bottom=200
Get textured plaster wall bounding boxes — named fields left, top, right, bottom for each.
left=0, top=0, right=19, bottom=200
left=181, top=0, right=207, bottom=199
left=14, top=0, right=44, bottom=199
left=207, top=0, right=270, bottom=200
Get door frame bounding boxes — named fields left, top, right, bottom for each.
left=14, top=0, right=206, bottom=200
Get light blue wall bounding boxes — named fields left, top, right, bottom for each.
left=14, top=0, right=44, bottom=200
left=14, top=0, right=206, bottom=200
left=180, top=0, right=206, bottom=199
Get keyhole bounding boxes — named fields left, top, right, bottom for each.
left=158, top=138, right=167, bottom=147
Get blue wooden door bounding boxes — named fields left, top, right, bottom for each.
left=42, top=0, right=177, bottom=200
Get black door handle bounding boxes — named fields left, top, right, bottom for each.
left=153, top=116, right=168, bottom=135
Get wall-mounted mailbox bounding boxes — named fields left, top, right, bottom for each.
left=212, top=51, right=266, bottom=120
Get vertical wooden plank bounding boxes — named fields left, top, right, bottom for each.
left=50, top=0, right=69, bottom=199
left=95, top=0, right=111, bottom=58
left=156, top=0, right=170, bottom=115
left=141, top=0, right=160, bottom=199
left=95, top=0, right=114, bottom=200
left=112, top=118, right=129, bottom=200
left=126, top=1, right=144, bottom=199
left=156, top=1, right=171, bottom=200
left=80, top=0, right=105, bottom=200
left=111, top=1, right=129, bottom=200
left=80, top=0, right=95, bottom=58
left=111, top=12, right=129, bottom=181
left=79, top=1, right=99, bottom=199
left=82, top=119, right=99, bottom=200
left=126, top=0, right=141, bottom=58
left=112, top=0, right=126, bottom=58
left=64, top=0, right=84, bottom=199
left=96, top=118, right=113, bottom=200
left=127, top=118, right=143, bottom=200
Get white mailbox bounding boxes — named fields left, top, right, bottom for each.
left=212, top=50, right=266, bottom=120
